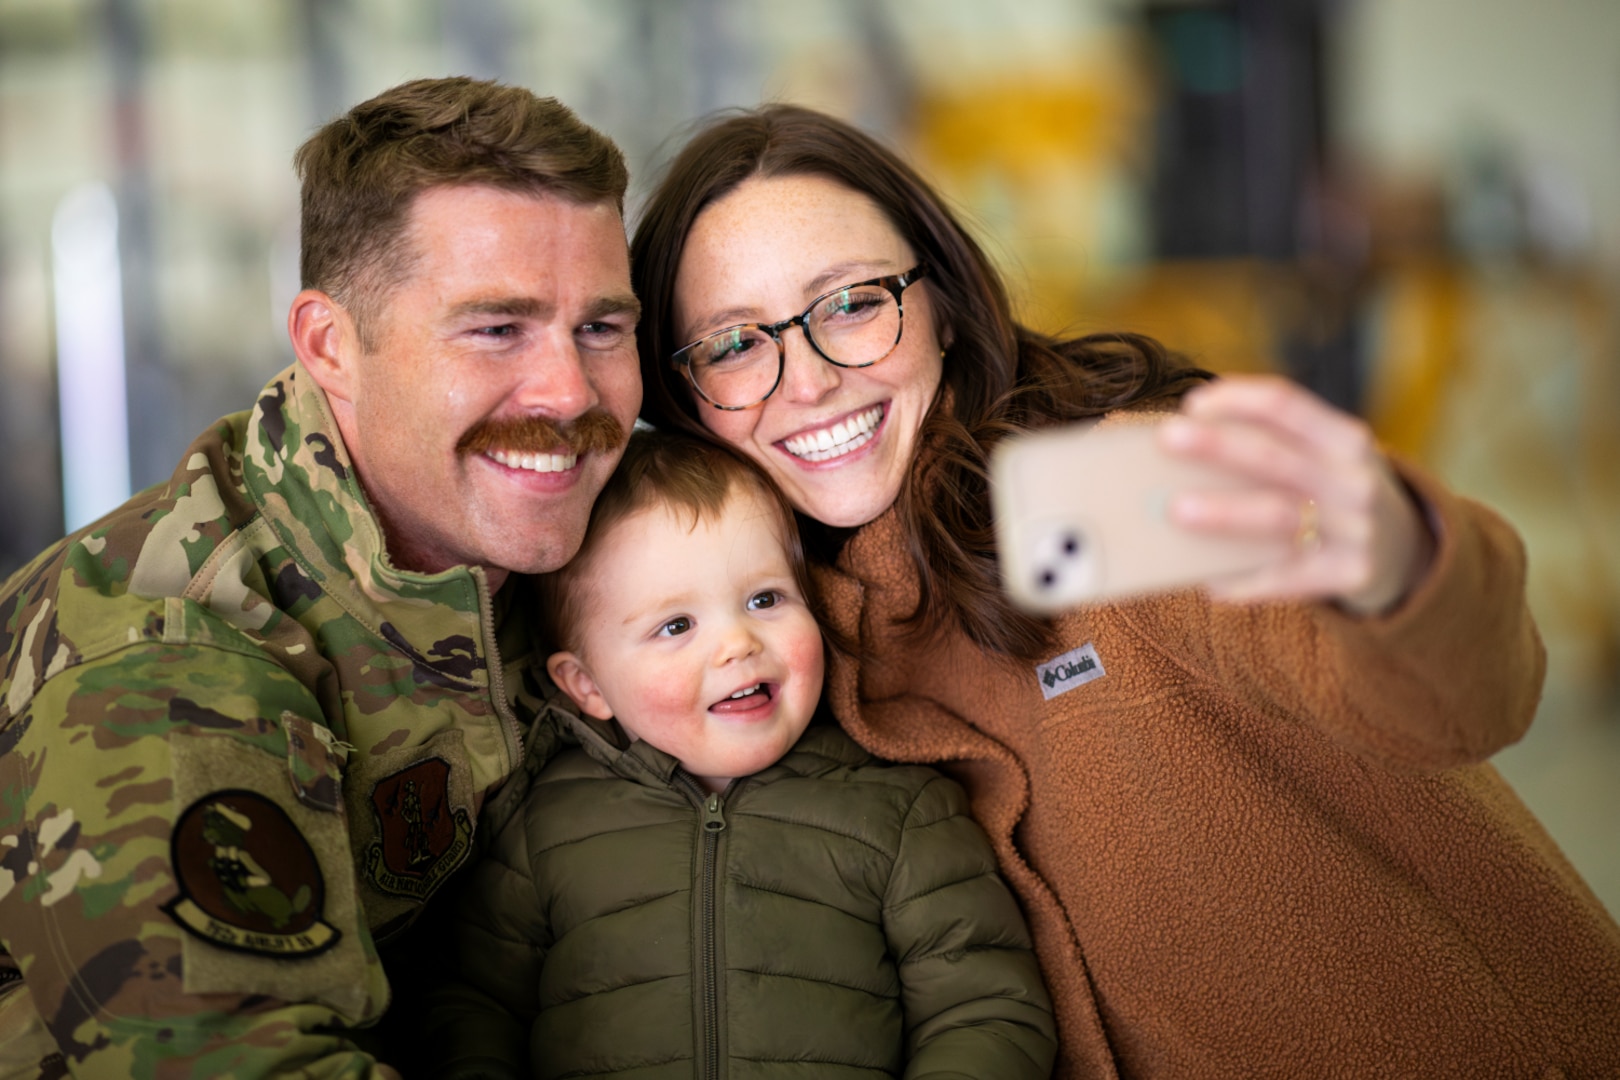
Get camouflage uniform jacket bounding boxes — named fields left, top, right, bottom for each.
left=0, top=361, right=556, bottom=1078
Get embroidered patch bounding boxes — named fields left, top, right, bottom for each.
left=164, top=790, right=340, bottom=957
left=363, top=757, right=473, bottom=899
left=1036, top=642, right=1106, bottom=700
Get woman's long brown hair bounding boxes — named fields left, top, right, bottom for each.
left=632, top=104, right=1211, bottom=662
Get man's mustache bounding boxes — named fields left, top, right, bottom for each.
left=456, top=410, right=627, bottom=458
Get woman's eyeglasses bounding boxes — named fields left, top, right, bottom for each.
left=671, top=264, right=930, bottom=411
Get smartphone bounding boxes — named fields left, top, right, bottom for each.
left=991, top=417, right=1291, bottom=611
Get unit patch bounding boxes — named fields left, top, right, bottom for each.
left=164, top=789, right=340, bottom=957
left=363, top=757, right=472, bottom=899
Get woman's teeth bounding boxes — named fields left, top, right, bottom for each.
left=488, top=449, right=578, bottom=473
left=782, top=405, right=882, bottom=462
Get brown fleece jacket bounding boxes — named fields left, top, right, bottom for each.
left=812, top=459, right=1620, bottom=1079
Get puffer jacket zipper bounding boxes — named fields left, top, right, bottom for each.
left=676, top=771, right=728, bottom=1080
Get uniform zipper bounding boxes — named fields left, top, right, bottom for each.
left=676, top=771, right=727, bottom=1080
left=473, top=568, right=523, bottom=771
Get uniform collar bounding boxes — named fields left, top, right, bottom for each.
left=242, top=362, right=492, bottom=675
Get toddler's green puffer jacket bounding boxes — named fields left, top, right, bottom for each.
left=427, top=715, right=1057, bottom=1079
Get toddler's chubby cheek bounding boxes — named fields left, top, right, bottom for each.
left=639, top=681, right=714, bottom=722
left=785, top=636, right=826, bottom=685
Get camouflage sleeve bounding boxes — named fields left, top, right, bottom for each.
left=0, top=640, right=394, bottom=1078
left=0, top=951, right=61, bottom=1077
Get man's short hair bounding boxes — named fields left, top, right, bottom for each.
left=536, top=430, right=815, bottom=656
left=294, top=76, right=628, bottom=348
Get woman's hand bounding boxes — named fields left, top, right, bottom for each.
left=1158, top=375, right=1435, bottom=615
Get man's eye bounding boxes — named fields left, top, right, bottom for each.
left=580, top=322, right=630, bottom=345
left=747, top=591, right=779, bottom=611
left=658, top=616, right=692, bottom=637
left=476, top=324, right=519, bottom=338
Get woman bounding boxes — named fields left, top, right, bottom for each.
left=631, top=105, right=1620, bottom=1078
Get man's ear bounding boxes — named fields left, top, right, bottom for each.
left=288, top=288, right=360, bottom=405
left=546, top=651, right=614, bottom=720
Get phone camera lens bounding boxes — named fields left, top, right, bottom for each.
left=1038, top=569, right=1057, bottom=589
left=1061, top=532, right=1081, bottom=556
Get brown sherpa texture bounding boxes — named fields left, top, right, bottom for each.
left=813, top=457, right=1620, bottom=1079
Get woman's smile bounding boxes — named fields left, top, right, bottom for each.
left=777, top=402, right=886, bottom=464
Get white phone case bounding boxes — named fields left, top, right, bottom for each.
left=991, top=417, right=1291, bottom=611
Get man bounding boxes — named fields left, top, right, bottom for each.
left=0, top=76, right=641, bottom=1077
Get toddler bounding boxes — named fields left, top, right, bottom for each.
left=428, top=430, right=1055, bottom=1080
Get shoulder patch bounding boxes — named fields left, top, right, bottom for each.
left=164, top=790, right=340, bottom=957
left=363, top=757, right=472, bottom=899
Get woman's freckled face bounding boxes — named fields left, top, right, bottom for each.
left=672, top=174, right=944, bottom=528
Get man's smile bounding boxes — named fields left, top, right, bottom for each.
left=485, top=448, right=579, bottom=473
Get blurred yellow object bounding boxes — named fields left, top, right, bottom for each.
left=1363, top=260, right=1466, bottom=460
left=910, top=49, right=1153, bottom=329
left=1366, top=260, right=1620, bottom=697
left=916, top=78, right=1125, bottom=176
left=1071, top=260, right=1282, bottom=375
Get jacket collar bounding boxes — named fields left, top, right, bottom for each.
left=555, top=708, right=866, bottom=794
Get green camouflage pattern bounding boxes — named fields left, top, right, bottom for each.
left=0, top=362, right=559, bottom=1077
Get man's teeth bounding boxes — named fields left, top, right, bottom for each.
left=729, top=684, right=763, bottom=699
left=487, top=449, right=578, bottom=473
left=782, top=405, right=882, bottom=462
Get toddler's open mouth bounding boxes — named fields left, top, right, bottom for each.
left=709, top=682, right=776, bottom=714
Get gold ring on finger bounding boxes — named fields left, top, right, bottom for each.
left=1295, top=498, right=1322, bottom=553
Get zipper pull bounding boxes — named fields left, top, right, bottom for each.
left=702, top=792, right=727, bottom=834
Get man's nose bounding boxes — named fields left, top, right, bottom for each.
left=776, top=327, right=840, bottom=405
left=514, top=334, right=598, bottom=419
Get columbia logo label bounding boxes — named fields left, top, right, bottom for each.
left=1036, top=643, right=1105, bottom=701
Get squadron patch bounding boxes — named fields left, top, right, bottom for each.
left=164, top=790, right=340, bottom=957
left=363, top=757, right=472, bottom=899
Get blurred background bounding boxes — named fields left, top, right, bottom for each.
left=1, top=0, right=1615, bottom=912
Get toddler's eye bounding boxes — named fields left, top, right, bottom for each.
left=658, top=616, right=692, bottom=637
left=747, top=591, right=779, bottom=611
